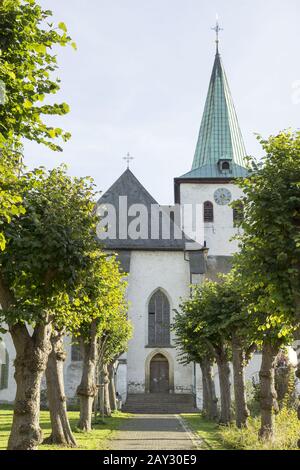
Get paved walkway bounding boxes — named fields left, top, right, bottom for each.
left=109, top=414, right=203, bottom=450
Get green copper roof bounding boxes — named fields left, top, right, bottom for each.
left=180, top=51, right=248, bottom=179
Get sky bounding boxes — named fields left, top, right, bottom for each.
left=24, top=0, right=300, bottom=204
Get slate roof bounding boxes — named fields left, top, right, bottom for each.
left=179, top=50, right=248, bottom=180
left=96, top=169, right=186, bottom=251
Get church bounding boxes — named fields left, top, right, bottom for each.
left=0, top=29, right=262, bottom=409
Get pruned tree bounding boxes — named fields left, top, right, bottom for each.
left=44, top=327, right=77, bottom=447
left=0, top=167, right=98, bottom=450
left=74, top=255, right=132, bottom=432
left=205, top=273, right=258, bottom=429
left=234, top=131, right=300, bottom=441
left=175, top=282, right=232, bottom=425
left=173, top=308, right=218, bottom=421
left=100, top=310, right=133, bottom=417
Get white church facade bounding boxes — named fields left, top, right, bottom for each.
left=1, top=40, right=265, bottom=408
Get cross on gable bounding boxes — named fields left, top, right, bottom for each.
left=123, top=152, right=134, bottom=169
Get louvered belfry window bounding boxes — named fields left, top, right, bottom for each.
left=204, top=201, right=214, bottom=223
left=148, top=290, right=170, bottom=346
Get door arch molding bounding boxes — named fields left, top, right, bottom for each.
left=145, top=349, right=174, bottom=394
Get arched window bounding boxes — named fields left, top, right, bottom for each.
left=204, top=201, right=214, bottom=223
left=148, top=290, right=170, bottom=346
left=0, top=341, right=9, bottom=390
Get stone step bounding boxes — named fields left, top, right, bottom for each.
left=122, top=407, right=199, bottom=414
left=123, top=393, right=198, bottom=413
left=125, top=394, right=194, bottom=403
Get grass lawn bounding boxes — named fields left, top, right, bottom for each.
left=181, top=413, right=226, bottom=450
left=0, top=406, right=131, bottom=450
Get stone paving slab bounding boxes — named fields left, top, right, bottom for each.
left=109, top=414, right=203, bottom=450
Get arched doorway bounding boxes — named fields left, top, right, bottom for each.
left=149, top=353, right=169, bottom=393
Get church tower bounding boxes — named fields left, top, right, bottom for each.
left=174, top=21, right=248, bottom=271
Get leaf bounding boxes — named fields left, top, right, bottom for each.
left=58, top=22, right=68, bottom=33
left=24, top=99, right=33, bottom=109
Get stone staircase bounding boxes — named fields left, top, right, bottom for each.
left=122, top=393, right=199, bottom=414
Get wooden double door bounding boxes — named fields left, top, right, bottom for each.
left=150, top=353, right=169, bottom=393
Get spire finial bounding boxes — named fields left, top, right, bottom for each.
left=211, top=14, right=223, bottom=53
left=123, top=152, right=134, bottom=169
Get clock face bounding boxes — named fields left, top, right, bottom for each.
left=214, top=188, right=232, bottom=206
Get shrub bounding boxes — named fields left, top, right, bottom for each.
left=219, top=408, right=300, bottom=450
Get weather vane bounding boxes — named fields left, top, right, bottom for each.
left=211, top=14, right=223, bottom=52
left=123, top=152, right=134, bottom=169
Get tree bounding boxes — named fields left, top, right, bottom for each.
left=211, top=273, right=257, bottom=429
left=75, top=255, right=132, bottom=432
left=100, top=310, right=133, bottom=417
left=0, top=0, right=74, bottom=152
left=175, top=282, right=232, bottom=425
left=173, top=308, right=218, bottom=421
left=234, top=131, right=300, bottom=440
left=0, top=0, right=73, bottom=249
left=0, top=166, right=98, bottom=450
left=44, top=327, right=77, bottom=447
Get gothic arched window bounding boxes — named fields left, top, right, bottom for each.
left=204, top=201, right=214, bottom=223
left=148, top=290, right=170, bottom=346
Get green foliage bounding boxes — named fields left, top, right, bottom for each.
left=234, top=131, right=300, bottom=338
left=0, top=155, right=25, bottom=250
left=0, top=0, right=73, bottom=251
left=173, top=273, right=256, bottom=364
left=0, top=165, right=99, bottom=327
left=0, top=0, right=73, bottom=151
left=70, top=253, right=132, bottom=350
left=218, top=408, right=300, bottom=450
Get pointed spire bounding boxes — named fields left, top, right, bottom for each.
left=180, top=25, right=248, bottom=180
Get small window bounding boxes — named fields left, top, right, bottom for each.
left=204, top=201, right=214, bottom=223
left=233, top=202, right=244, bottom=226
left=222, top=161, right=230, bottom=171
left=71, top=339, right=82, bottom=362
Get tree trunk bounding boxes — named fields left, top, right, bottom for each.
left=200, top=361, right=209, bottom=417
left=199, top=357, right=218, bottom=421
left=232, top=335, right=249, bottom=428
left=44, top=330, right=77, bottom=447
left=215, top=349, right=231, bottom=425
left=7, top=322, right=52, bottom=450
left=103, top=363, right=111, bottom=417
left=108, top=363, right=118, bottom=412
left=77, top=322, right=98, bottom=432
left=259, top=341, right=279, bottom=441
